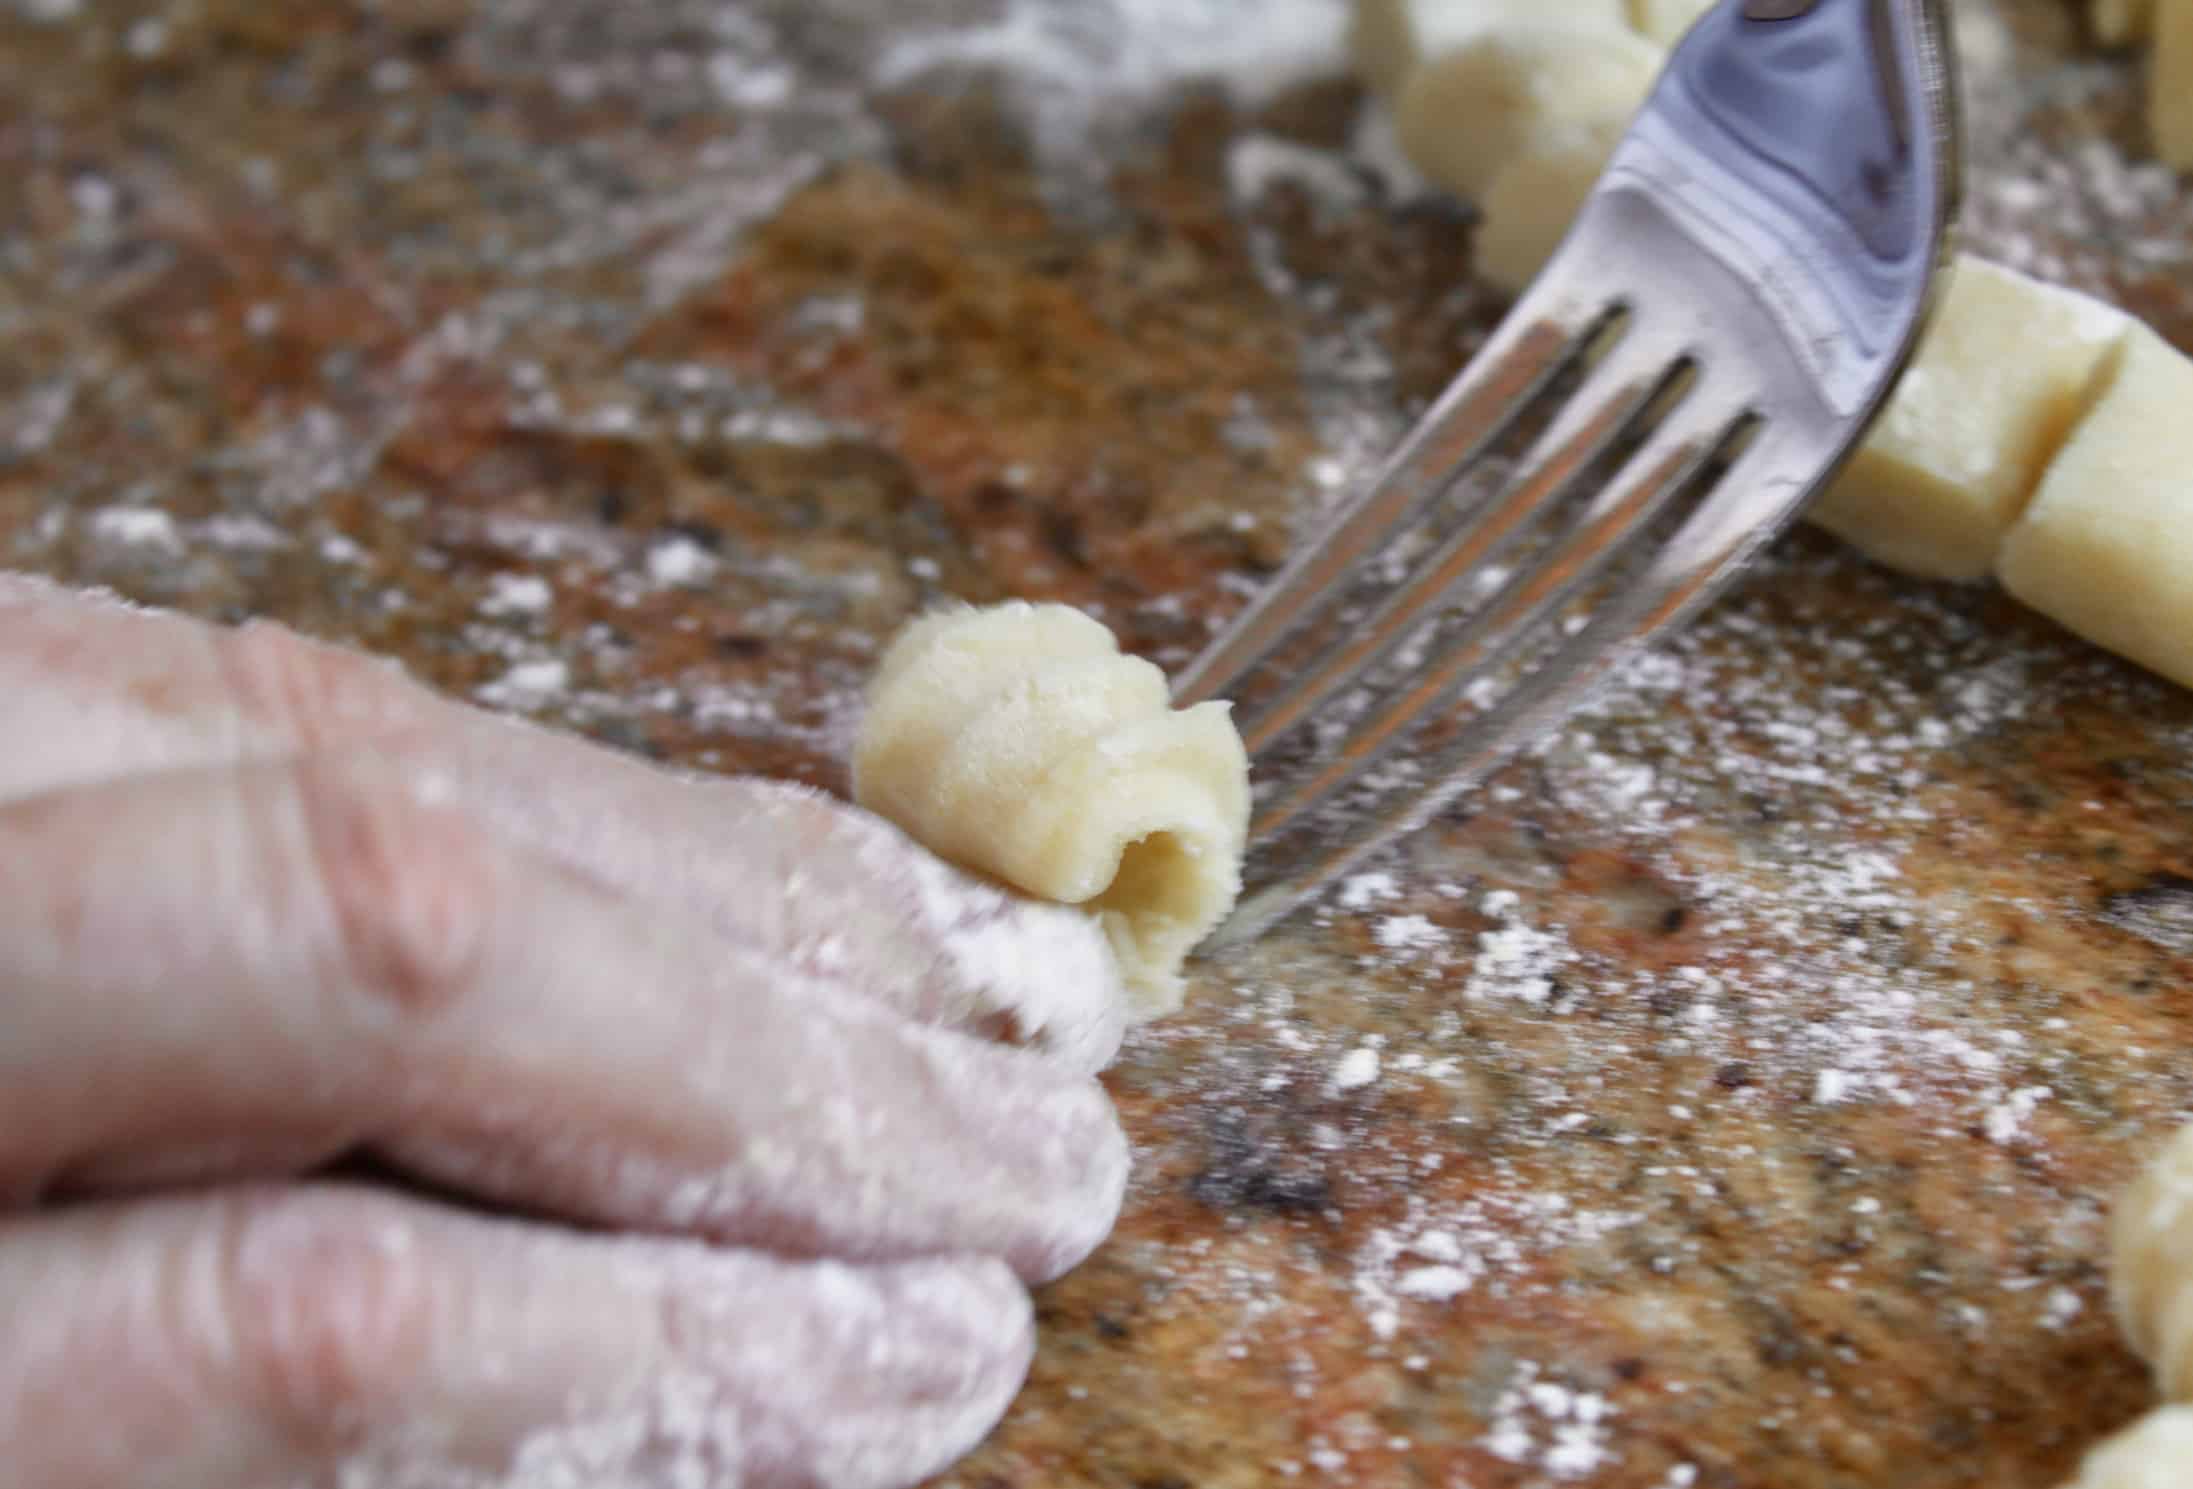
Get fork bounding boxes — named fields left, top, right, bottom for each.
left=1176, top=0, right=1961, bottom=946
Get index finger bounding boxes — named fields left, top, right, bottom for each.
left=0, top=576, right=1125, bottom=1071
left=0, top=757, right=1129, bottom=1282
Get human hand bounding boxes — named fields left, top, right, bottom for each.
left=0, top=573, right=1131, bottom=1488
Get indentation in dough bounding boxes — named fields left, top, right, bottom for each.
left=1997, top=321, right=2193, bottom=690
left=1810, top=254, right=2127, bottom=583
left=853, top=603, right=1249, bottom=1022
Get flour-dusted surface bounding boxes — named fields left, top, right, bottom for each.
left=3, top=0, right=2191, bottom=1485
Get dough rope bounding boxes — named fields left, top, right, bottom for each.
left=853, top=603, right=1249, bottom=1022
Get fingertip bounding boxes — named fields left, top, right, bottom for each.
left=895, top=849, right=1131, bottom=1076
left=1017, top=1091, right=1131, bottom=1286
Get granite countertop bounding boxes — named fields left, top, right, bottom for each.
left=5, top=1, right=2193, bottom=1484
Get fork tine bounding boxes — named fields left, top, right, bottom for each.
left=1208, top=401, right=1757, bottom=946
left=1249, top=391, right=1739, bottom=842
left=1233, top=332, right=1696, bottom=759
left=1170, top=307, right=1609, bottom=709
left=1191, top=0, right=1960, bottom=947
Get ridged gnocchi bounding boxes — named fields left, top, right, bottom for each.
left=853, top=603, right=1249, bottom=1021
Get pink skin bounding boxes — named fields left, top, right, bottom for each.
left=0, top=575, right=1131, bottom=1489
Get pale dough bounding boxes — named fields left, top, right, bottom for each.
left=2110, top=1123, right=2193, bottom=1398
left=1394, top=21, right=1663, bottom=199
left=1626, top=0, right=1715, bottom=45
left=1809, top=254, right=2128, bottom=582
left=1996, top=323, right=2193, bottom=690
left=1475, top=138, right=1610, bottom=294
left=2156, top=0, right=2193, bottom=169
left=2064, top=1408, right=2193, bottom=1488
left=1350, top=0, right=1624, bottom=99
left=852, top=603, right=1249, bottom=1022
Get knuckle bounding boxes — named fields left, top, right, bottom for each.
left=220, top=622, right=426, bottom=753
left=222, top=1193, right=437, bottom=1449
left=293, top=767, right=498, bottom=1017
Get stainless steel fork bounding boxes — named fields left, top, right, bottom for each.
left=1178, top=0, right=1960, bottom=945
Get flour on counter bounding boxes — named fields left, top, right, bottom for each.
left=87, top=507, right=183, bottom=555
left=481, top=573, right=554, bottom=617
left=477, top=658, right=572, bottom=711
left=1482, top=1363, right=1618, bottom=1480
left=646, top=535, right=718, bottom=588
left=881, top=0, right=1346, bottom=116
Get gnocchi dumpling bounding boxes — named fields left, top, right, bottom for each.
left=853, top=603, right=1249, bottom=1021
left=1350, top=0, right=1623, bottom=99
left=1997, top=323, right=2193, bottom=691
left=1474, top=138, right=1611, bottom=294
left=1394, top=21, right=1663, bottom=200
left=2062, top=1407, right=2193, bottom=1488
left=1810, top=255, right=2128, bottom=583
left=2110, top=1123, right=2193, bottom=1399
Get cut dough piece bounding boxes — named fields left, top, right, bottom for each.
left=1627, top=0, right=1715, bottom=45
left=2065, top=1409, right=2193, bottom=1488
left=1394, top=22, right=1664, bottom=199
left=1351, top=0, right=1625, bottom=99
left=853, top=602, right=1249, bottom=1022
left=2110, top=1123, right=2193, bottom=1397
left=1807, top=255, right=2127, bottom=582
left=2155, top=0, right=2193, bottom=168
left=1476, top=138, right=1610, bottom=293
left=1998, top=323, right=2193, bottom=689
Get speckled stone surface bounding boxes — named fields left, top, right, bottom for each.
left=4, top=1, right=2193, bottom=1485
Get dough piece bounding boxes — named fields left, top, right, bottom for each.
left=1627, top=0, right=1715, bottom=45
left=2111, top=1123, right=2193, bottom=1397
left=1394, top=22, right=1664, bottom=199
left=852, top=603, right=1249, bottom=1022
left=2096, top=0, right=2157, bottom=46
left=1808, top=255, right=2128, bottom=582
left=1998, top=323, right=2193, bottom=689
left=1476, top=138, right=1610, bottom=293
left=2155, top=0, right=2193, bottom=169
left=1351, top=0, right=1624, bottom=99
left=2063, top=1408, right=2193, bottom=1488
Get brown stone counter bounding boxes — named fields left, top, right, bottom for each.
left=4, top=1, right=2191, bottom=1484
